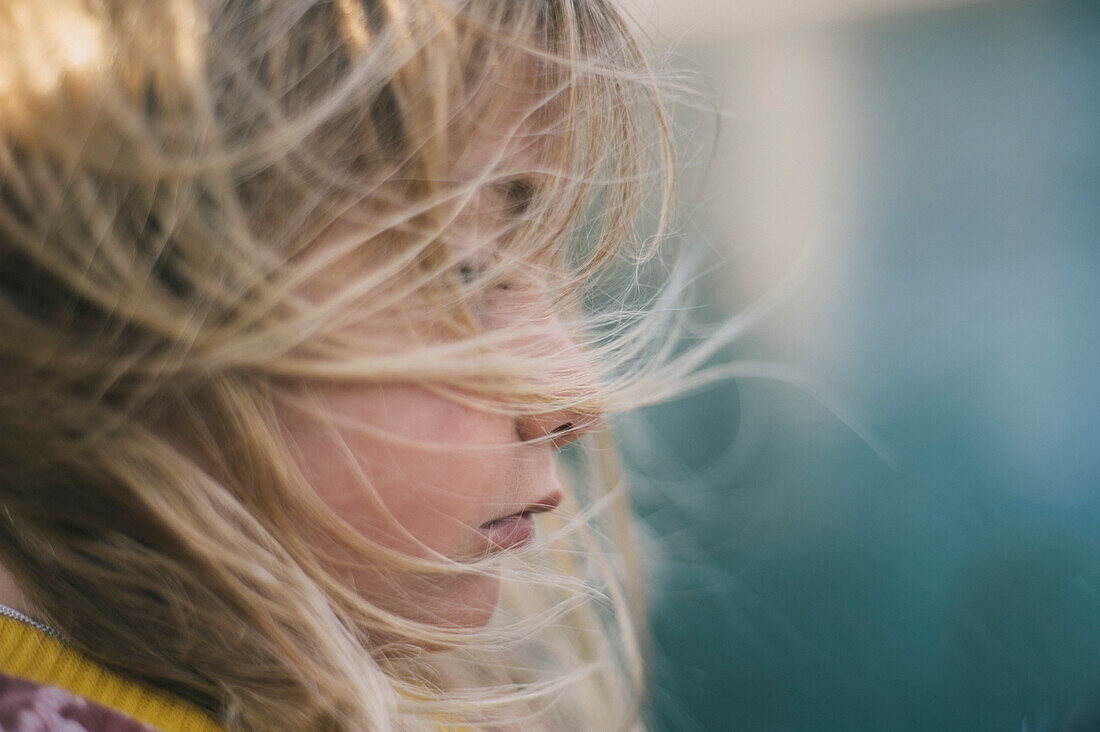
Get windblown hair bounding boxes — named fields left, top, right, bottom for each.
left=0, top=0, right=685, bottom=729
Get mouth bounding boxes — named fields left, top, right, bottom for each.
left=478, top=492, right=561, bottom=551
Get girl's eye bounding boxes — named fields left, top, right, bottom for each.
left=457, top=264, right=512, bottom=291
left=458, top=265, right=481, bottom=284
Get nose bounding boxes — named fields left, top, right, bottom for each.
left=512, top=309, right=603, bottom=449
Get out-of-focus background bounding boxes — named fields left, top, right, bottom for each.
left=616, top=0, right=1100, bottom=729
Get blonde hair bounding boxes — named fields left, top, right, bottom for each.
left=0, top=0, right=684, bottom=729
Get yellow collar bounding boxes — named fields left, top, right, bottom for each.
left=0, top=614, right=222, bottom=731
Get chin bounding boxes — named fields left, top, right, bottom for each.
left=370, top=569, right=502, bottom=636
left=425, top=573, right=502, bottom=630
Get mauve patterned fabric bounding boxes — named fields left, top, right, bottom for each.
left=0, top=672, right=156, bottom=732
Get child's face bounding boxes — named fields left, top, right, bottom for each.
left=285, top=362, right=591, bottom=627
left=281, top=104, right=596, bottom=628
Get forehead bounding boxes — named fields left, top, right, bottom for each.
left=452, top=49, right=566, bottom=181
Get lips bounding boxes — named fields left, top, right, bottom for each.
left=479, top=513, right=535, bottom=550
left=478, top=492, right=561, bottom=551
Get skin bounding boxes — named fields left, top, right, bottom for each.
left=284, top=380, right=593, bottom=628
left=278, top=71, right=602, bottom=628
left=0, top=570, right=29, bottom=617
left=274, top=136, right=594, bottom=629
left=280, top=227, right=601, bottom=628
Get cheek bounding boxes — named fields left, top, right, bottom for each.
left=283, top=383, right=517, bottom=558
left=278, top=384, right=516, bottom=628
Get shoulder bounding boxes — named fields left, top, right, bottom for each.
left=0, top=670, right=157, bottom=731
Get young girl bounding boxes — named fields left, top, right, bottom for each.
left=0, top=0, right=687, bottom=729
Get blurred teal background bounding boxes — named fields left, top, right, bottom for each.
left=619, top=0, right=1100, bottom=729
